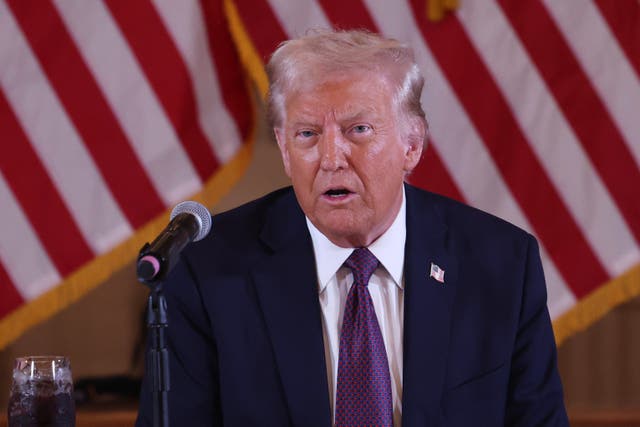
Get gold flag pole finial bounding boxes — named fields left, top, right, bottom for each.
left=428, top=0, right=459, bottom=21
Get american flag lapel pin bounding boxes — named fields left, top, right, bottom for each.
left=429, top=262, right=445, bottom=283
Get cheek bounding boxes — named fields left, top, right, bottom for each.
left=360, top=151, right=407, bottom=198
left=288, top=147, right=320, bottom=178
left=299, top=149, right=320, bottom=164
left=362, top=137, right=387, bottom=158
left=363, top=142, right=406, bottom=176
left=288, top=144, right=320, bottom=164
left=288, top=150, right=320, bottom=188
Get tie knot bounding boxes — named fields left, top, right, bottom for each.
left=345, top=248, right=379, bottom=286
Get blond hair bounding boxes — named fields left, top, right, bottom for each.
left=265, top=29, right=427, bottom=134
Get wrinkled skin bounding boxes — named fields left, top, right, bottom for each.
left=275, top=70, right=425, bottom=247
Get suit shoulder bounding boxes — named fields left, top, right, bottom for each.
left=407, top=185, right=533, bottom=248
left=214, top=186, right=294, bottom=232
left=183, top=186, right=296, bottom=263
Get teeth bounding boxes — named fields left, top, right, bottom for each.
left=326, top=189, right=348, bottom=196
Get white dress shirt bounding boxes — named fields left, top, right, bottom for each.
left=306, top=189, right=406, bottom=427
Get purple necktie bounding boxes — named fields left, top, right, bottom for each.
left=335, top=248, right=393, bottom=427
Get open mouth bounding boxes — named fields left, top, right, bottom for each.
left=324, top=188, right=353, bottom=198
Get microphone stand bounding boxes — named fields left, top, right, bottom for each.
left=135, top=201, right=211, bottom=427
left=138, top=243, right=170, bottom=427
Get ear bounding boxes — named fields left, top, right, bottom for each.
left=403, top=118, right=426, bottom=173
left=274, top=128, right=292, bottom=178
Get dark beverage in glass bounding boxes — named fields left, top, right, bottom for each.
left=7, top=356, right=75, bottom=426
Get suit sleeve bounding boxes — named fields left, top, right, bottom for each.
left=505, top=235, right=569, bottom=426
left=136, top=256, right=222, bottom=427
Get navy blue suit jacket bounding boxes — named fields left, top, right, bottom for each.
left=137, top=184, right=568, bottom=426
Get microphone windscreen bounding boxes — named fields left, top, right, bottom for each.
left=170, top=201, right=212, bottom=242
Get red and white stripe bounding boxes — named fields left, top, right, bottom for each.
left=457, top=1, right=639, bottom=276
left=54, top=0, right=203, bottom=206
left=1, top=0, right=638, bottom=343
left=0, top=0, right=252, bottom=333
left=230, top=0, right=639, bottom=321
left=0, top=171, right=61, bottom=300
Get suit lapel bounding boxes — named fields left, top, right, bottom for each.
left=402, top=185, right=458, bottom=426
left=251, top=190, right=331, bottom=427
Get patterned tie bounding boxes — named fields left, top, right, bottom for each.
left=335, top=248, right=393, bottom=427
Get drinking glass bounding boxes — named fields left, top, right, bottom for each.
left=7, top=356, right=75, bottom=426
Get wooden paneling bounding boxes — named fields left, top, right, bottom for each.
left=2, top=408, right=640, bottom=426
left=568, top=408, right=640, bottom=427
left=558, top=295, right=640, bottom=409
left=0, top=411, right=136, bottom=427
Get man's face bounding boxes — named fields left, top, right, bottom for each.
left=275, top=71, right=423, bottom=247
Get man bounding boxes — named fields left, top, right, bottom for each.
left=137, top=30, right=568, bottom=426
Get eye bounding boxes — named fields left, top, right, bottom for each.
left=293, top=129, right=318, bottom=146
left=350, top=124, right=372, bottom=134
left=298, top=130, right=316, bottom=138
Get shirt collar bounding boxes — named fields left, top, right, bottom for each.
left=306, top=187, right=406, bottom=292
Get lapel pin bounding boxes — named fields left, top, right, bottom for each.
left=429, top=262, right=445, bottom=283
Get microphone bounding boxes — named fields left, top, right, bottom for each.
left=137, top=201, right=212, bottom=284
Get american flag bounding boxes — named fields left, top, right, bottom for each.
left=1, top=0, right=639, bottom=348
left=0, top=0, right=253, bottom=349
left=224, top=0, right=640, bottom=343
left=429, top=263, right=445, bottom=284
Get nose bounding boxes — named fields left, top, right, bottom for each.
left=319, top=127, right=348, bottom=171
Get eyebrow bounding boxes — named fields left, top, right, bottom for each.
left=289, top=106, right=382, bottom=127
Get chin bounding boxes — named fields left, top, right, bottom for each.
left=317, top=219, right=369, bottom=248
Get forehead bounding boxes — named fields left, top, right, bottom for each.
left=284, top=71, right=397, bottom=121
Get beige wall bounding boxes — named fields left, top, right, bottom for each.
left=1, top=106, right=639, bottom=415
